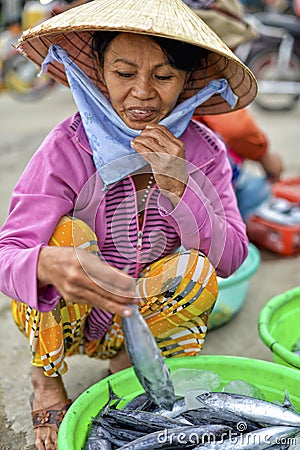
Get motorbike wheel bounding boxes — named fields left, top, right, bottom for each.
left=247, top=48, right=300, bottom=112
left=2, top=53, right=55, bottom=102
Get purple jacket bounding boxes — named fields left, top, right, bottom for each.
left=0, top=113, right=248, bottom=311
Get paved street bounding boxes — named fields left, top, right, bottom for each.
left=0, top=87, right=299, bottom=449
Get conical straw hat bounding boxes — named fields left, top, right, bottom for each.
left=17, top=0, right=257, bottom=115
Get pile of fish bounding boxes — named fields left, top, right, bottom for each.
left=83, top=304, right=300, bottom=449
left=84, top=383, right=300, bottom=450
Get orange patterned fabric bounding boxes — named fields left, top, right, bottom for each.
left=12, top=217, right=218, bottom=377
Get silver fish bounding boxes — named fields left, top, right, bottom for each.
left=103, top=409, right=191, bottom=432
left=266, top=445, right=291, bottom=450
left=98, top=416, right=145, bottom=443
left=151, top=397, right=187, bottom=418
left=121, top=304, right=175, bottom=410
left=192, top=425, right=300, bottom=449
left=265, top=445, right=291, bottom=450
left=84, top=432, right=112, bottom=450
left=181, top=407, right=260, bottom=432
left=84, top=382, right=120, bottom=450
left=196, top=392, right=300, bottom=427
left=282, top=388, right=298, bottom=413
left=121, top=393, right=156, bottom=412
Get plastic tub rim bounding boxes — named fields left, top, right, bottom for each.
left=258, top=286, right=300, bottom=369
left=58, top=354, right=300, bottom=449
left=218, top=243, right=260, bottom=288
left=258, top=322, right=300, bottom=369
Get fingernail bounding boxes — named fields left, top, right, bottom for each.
left=123, top=308, right=132, bottom=317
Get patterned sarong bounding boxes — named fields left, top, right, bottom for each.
left=12, top=217, right=218, bottom=377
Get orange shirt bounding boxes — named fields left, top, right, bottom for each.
left=194, top=109, right=268, bottom=162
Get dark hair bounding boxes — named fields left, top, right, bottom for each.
left=92, top=31, right=209, bottom=72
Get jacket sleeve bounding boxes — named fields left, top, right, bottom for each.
left=0, top=126, right=92, bottom=310
left=157, top=129, right=249, bottom=278
left=197, top=109, right=268, bottom=162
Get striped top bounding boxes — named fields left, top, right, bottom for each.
left=84, top=176, right=180, bottom=340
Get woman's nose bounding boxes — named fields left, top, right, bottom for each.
left=131, top=75, right=155, bottom=99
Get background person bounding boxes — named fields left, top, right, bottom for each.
left=188, top=0, right=284, bottom=221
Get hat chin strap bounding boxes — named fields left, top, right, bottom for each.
left=40, top=44, right=237, bottom=189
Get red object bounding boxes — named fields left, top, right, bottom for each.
left=194, top=109, right=268, bottom=162
left=247, top=215, right=300, bottom=256
left=294, top=0, right=300, bottom=18
left=272, top=177, right=300, bottom=204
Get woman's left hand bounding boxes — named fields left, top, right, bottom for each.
left=131, top=124, right=188, bottom=206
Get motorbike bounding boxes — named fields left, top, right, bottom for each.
left=0, top=0, right=69, bottom=101
left=0, top=36, right=56, bottom=102
left=236, top=10, right=300, bottom=111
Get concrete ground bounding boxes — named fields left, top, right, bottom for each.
left=0, top=87, right=299, bottom=449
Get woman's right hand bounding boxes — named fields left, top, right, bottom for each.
left=37, top=246, right=136, bottom=317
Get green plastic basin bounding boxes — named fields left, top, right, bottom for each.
left=208, top=243, right=261, bottom=329
left=258, top=286, right=300, bottom=369
left=58, top=355, right=300, bottom=450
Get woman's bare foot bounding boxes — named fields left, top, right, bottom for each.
left=109, top=347, right=131, bottom=374
left=31, top=366, right=70, bottom=450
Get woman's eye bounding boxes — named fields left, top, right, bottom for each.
left=156, top=75, right=173, bottom=81
left=117, top=72, right=133, bottom=78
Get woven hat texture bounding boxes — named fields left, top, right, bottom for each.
left=17, top=0, right=257, bottom=115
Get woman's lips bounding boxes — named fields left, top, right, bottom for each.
left=127, top=107, right=157, bottom=121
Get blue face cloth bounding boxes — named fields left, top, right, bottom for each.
left=40, top=44, right=237, bottom=189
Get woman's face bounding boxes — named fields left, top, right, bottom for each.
left=100, top=33, right=189, bottom=130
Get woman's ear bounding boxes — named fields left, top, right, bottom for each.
left=97, top=64, right=105, bottom=83
left=182, top=71, right=192, bottom=91
left=185, top=71, right=192, bottom=85
left=93, top=50, right=110, bottom=98
left=96, top=64, right=110, bottom=100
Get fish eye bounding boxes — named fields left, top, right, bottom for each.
left=202, top=391, right=211, bottom=398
